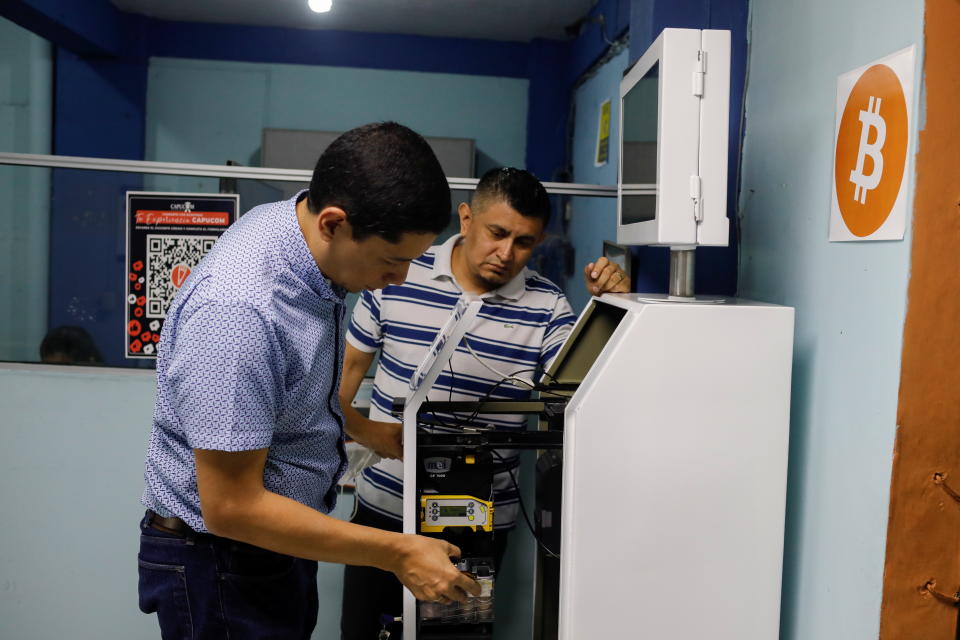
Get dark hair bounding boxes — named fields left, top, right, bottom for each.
left=308, top=122, right=451, bottom=243
left=39, top=326, right=103, bottom=364
left=472, top=167, right=551, bottom=226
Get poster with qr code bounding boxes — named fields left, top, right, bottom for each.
left=125, top=192, right=239, bottom=359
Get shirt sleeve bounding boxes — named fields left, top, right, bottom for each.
left=346, top=289, right=384, bottom=353
left=165, top=301, right=282, bottom=451
left=540, top=294, right=577, bottom=371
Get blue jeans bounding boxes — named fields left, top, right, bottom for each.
left=138, top=513, right=319, bottom=639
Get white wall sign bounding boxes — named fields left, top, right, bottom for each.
left=830, top=46, right=915, bottom=242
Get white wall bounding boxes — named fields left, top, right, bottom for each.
left=737, top=1, right=924, bottom=637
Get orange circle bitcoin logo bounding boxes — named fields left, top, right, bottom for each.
left=834, top=64, right=908, bottom=237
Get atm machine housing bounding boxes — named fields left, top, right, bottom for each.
left=403, top=293, right=794, bottom=639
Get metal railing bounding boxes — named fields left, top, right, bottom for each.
left=0, top=152, right=628, bottom=198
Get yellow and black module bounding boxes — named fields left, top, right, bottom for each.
left=420, top=495, right=494, bottom=532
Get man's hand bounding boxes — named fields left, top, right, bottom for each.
left=349, top=417, right=403, bottom=460
left=390, top=535, right=482, bottom=603
left=584, top=256, right=631, bottom=295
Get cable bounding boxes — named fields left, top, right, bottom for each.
left=463, top=335, right=536, bottom=389
left=491, top=449, right=560, bottom=560
left=594, top=14, right=615, bottom=47
left=447, top=352, right=457, bottom=403
left=461, top=335, right=566, bottom=397
left=432, top=349, right=486, bottom=427
left=455, top=366, right=538, bottom=430
left=414, top=358, right=565, bottom=558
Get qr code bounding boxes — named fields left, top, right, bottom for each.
left=146, top=234, right=217, bottom=318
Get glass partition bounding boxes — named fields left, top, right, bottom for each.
left=0, top=165, right=50, bottom=363
left=0, top=17, right=53, bottom=363
left=0, top=163, right=481, bottom=368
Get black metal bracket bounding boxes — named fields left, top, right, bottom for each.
left=417, top=430, right=563, bottom=450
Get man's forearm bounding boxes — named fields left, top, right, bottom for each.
left=208, top=485, right=404, bottom=572
left=339, top=342, right=377, bottom=441
left=341, top=402, right=371, bottom=441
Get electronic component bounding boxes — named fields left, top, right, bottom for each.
left=420, top=495, right=493, bottom=532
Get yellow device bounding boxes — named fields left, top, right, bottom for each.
left=420, top=495, right=494, bottom=532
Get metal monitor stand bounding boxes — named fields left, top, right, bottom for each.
left=669, top=247, right=695, bottom=298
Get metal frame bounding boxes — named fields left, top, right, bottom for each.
left=0, top=152, right=618, bottom=198
left=401, top=298, right=484, bottom=639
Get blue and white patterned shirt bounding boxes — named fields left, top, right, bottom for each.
left=348, top=234, right=576, bottom=528
left=142, top=191, right=348, bottom=533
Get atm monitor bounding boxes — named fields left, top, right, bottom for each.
left=618, top=28, right=731, bottom=247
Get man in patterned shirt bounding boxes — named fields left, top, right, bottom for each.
left=338, top=167, right=631, bottom=639
left=138, top=122, right=482, bottom=639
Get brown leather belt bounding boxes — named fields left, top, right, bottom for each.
left=146, top=510, right=196, bottom=537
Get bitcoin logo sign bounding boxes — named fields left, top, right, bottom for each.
left=834, top=64, right=908, bottom=237
left=850, top=95, right=885, bottom=204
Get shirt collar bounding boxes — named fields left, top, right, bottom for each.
left=431, top=234, right=527, bottom=302
left=281, top=190, right=345, bottom=301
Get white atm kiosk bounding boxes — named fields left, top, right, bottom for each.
left=551, top=295, right=793, bottom=638
left=400, top=28, right=794, bottom=640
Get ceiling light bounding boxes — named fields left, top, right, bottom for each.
left=308, top=0, right=332, bottom=13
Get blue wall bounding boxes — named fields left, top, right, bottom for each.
left=48, top=49, right=148, bottom=367
left=565, top=49, right=630, bottom=313
left=736, top=1, right=923, bottom=637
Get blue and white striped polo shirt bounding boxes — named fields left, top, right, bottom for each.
left=347, top=234, right=576, bottom=529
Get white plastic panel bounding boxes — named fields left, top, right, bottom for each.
left=558, top=295, right=793, bottom=639
left=618, top=28, right=701, bottom=246
left=697, top=29, right=732, bottom=246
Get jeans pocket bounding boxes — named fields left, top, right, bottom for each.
left=219, top=544, right=296, bottom=581
left=138, top=558, right=194, bottom=640
left=217, top=553, right=316, bottom=638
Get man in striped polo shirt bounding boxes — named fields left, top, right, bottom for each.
left=338, top=167, right=630, bottom=639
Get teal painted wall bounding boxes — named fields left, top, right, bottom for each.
left=0, top=364, right=354, bottom=639
left=143, top=57, right=529, bottom=194
left=566, top=49, right=629, bottom=313
left=0, top=363, right=534, bottom=639
left=0, top=366, right=159, bottom=639
left=0, top=17, right=51, bottom=362
left=737, top=1, right=924, bottom=638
